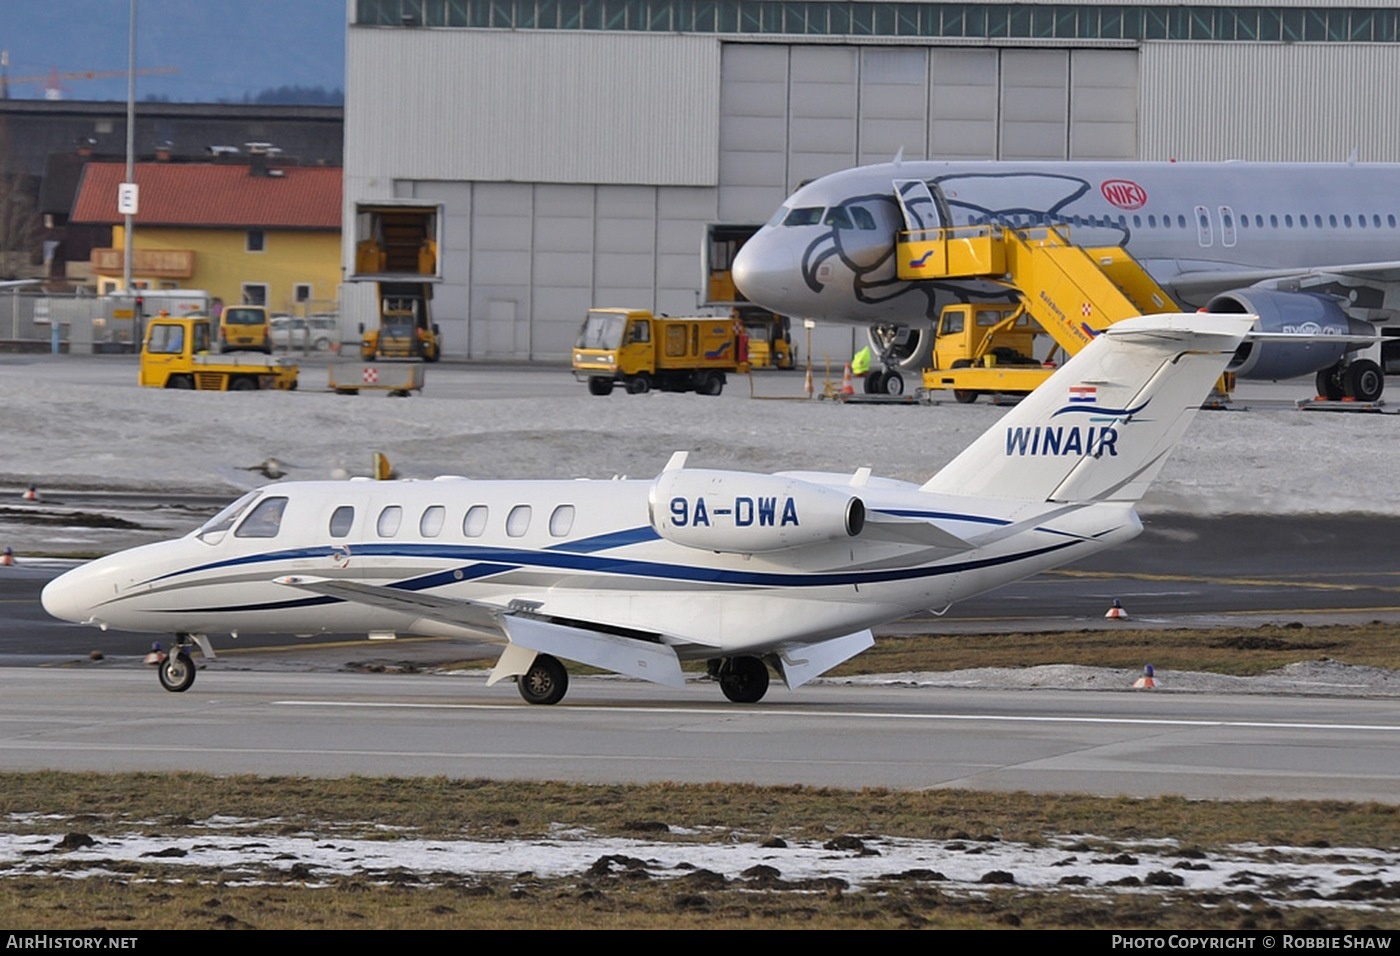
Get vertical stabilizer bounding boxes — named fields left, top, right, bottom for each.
left=921, top=314, right=1254, bottom=503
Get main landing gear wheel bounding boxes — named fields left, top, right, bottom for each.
left=518, top=653, right=569, bottom=705
left=1316, top=364, right=1346, bottom=401
left=882, top=369, right=904, bottom=396
left=1345, top=359, right=1383, bottom=403
left=158, top=651, right=196, bottom=693
left=718, top=656, right=770, bottom=704
left=863, top=370, right=884, bottom=394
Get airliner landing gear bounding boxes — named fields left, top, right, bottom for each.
left=518, top=653, right=569, bottom=705
left=157, top=634, right=197, bottom=692
left=1316, top=359, right=1384, bottom=402
left=717, top=655, right=770, bottom=703
left=862, top=369, right=904, bottom=396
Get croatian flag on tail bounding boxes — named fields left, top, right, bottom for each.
left=1068, top=385, right=1097, bottom=404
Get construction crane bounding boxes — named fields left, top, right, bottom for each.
left=0, top=52, right=179, bottom=100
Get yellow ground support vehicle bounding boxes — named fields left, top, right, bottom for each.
left=926, top=303, right=1049, bottom=404
left=573, top=308, right=749, bottom=396
left=740, top=309, right=795, bottom=369
left=140, top=315, right=298, bottom=391
left=219, top=305, right=273, bottom=354
left=360, top=283, right=440, bottom=362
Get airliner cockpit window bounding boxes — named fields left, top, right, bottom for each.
left=783, top=207, right=824, bottom=226
left=234, top=496, right=289, bottom=538
left=823, top=207, right=852, bottom=229
left=194, top=491, right=259, bottom=542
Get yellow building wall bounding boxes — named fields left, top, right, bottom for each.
left=107, top=226, right=341, bottom=313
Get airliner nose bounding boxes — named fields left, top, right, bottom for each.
left=732, top=231, right=793, bottom=312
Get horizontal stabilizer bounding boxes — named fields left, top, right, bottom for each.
left=501, top=615, right=687, bottom=688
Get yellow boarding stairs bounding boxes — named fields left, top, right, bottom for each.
left=896, top=224, right=1230, bottom=400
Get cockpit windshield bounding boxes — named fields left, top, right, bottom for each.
left=782, top=206, right=825, bottom=227
left=576, top=312, right=626, bottom=350
left=193, top=491, right=259, bottom=542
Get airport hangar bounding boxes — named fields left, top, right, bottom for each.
left=342, top=1, right=1400, bottom=362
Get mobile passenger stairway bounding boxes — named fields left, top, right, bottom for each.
left=895, top=221, right=1229, bottom=401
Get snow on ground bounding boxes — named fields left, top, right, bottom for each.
left=2, top=359, right=1398, bottom=515
left=3, top=817, right=1397, bottom=908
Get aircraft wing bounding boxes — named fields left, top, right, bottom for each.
left=1167, top=261, right=1400, bottom=299
left=274, top=575, right=506, bottom=632
left=273, top=575, right=689, bottom=687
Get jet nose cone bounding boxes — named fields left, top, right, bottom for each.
left=41, top=565, right=97, bottom=625
left=732, top=232, right=793, bottom=312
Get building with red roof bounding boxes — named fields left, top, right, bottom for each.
left=71, top=158, right=341, bottom=314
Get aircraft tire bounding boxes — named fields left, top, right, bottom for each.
left=158, top=651, right=196, bottom=693
left=863, top=370, right=884, bottom=394
left=1345, top=359, right=1383, bottom=402
left=1316, top=364, right=1346, bottom=401
left=883, top=370, right=904, bottom=396
left=518, top=654, right=568, bottom=705
left=950, top=359, right=979, bottom=404
left=587, top=377, right=614, bottom=396
left=719, top=656, right=769, bottom=704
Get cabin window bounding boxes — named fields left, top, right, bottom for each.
left=463, top=505, right=488, bottom=537
left=506, top=505, right=531, bottom=538
left=420, top=505, right=446, bottom=538
left=549, top=505, right=575, bottom=537
left=235, top=496, right=288, bottom=538
left=328, top=505, right=354, bottom=538
left=376, top=505, right=402, bottom=537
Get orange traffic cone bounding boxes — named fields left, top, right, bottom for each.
left=804, top=366, right=813, bottom=398
left=841, top=364, right=855, bottom=398
left=21, top=485, right=38, bottom=501
left=1132, top=664, right=1156, bottom=689
left=1105, top=598, right=1128, bottom=620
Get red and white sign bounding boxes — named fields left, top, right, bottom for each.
left=1100, top=179, right=1147, bottom=210
left=363, top=367, right=379, bottom=384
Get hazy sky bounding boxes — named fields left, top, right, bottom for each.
left=0, top=0, right=345, bottom=103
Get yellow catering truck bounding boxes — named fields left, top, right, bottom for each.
left=573, top=308, right=748, bottom=396
left=141, top=315, right=299, bottom=391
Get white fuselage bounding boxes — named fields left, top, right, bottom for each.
left=733, top=160, right=1400, bottom=326
left=41, top=475, right=1140, bottom=658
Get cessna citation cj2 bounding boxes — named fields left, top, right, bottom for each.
left=732, top=160, right=1396, bottom=398
left=44, top=313, right=1251, bottom=705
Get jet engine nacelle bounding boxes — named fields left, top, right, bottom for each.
left=1207, top=288, right=1373, bottom=380
left=649, top=470, right=865, bottom=554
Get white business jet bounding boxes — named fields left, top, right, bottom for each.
left=43, top=312, right=1253, bottom=704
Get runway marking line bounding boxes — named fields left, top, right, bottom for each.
left=271, top=700, right=1400, bottom=733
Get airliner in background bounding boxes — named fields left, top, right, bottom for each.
left=731, top=160, right=1398, bottom=398
left=43, top=313, right=1253, bottom=706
